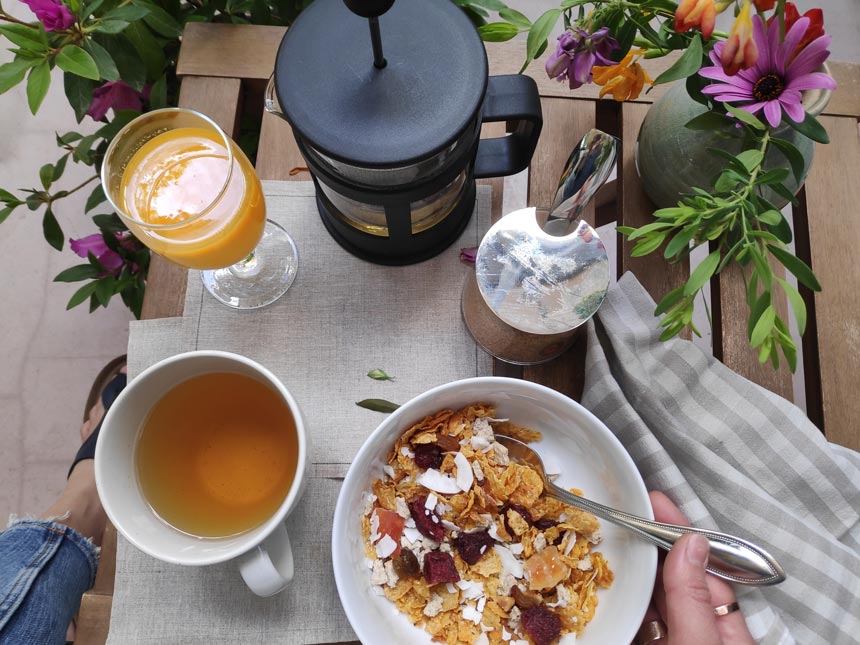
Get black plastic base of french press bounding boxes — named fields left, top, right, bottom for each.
left=315, top=180, right=477, bottom=266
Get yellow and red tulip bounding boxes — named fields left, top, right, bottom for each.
left=592, top=49, right=653, bottom=101
left=674, top=0, right=717, bottom=40
left=721, top=1, right=758, bottom=75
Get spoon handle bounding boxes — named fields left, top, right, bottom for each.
left=547, top=484, right=786, bottom=586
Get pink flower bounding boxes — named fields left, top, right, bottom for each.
left=699, top=15, right=836, bottom=128
left=19, top=0, right=74, bottom=31
left=459, top=246, right=477, bottom=264
left=70, top=233, right=123, bottom=274
left=87, top=81, right=148, bottom=121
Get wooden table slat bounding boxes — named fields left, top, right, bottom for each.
left=800, top=116, right=860, bottom=446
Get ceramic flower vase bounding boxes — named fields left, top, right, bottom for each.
left=636, top=76, right=832, bottom=209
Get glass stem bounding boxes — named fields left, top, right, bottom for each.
left=229, top=251, right=260, bottom=277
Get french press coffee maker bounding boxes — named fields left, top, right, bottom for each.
left=267, top=0, right=542, bottom=265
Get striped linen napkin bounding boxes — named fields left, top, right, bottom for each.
left=581, top=273, right=860, bottom=645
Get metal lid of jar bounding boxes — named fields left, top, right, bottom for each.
left=274, top=0, right=488, bottom=169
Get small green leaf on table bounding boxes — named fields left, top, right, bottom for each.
left=356, top=399, right=401, bottom=413
left=367, top=369, right=395, bottom=381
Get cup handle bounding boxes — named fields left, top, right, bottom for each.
left=265, top=73, right=285, bottom=119
left=237, top=521, right=294, bottom=596
left=474, top=74, right=543, bottom=179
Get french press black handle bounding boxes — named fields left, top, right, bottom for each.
left=474, top=74, right=543, bottom=179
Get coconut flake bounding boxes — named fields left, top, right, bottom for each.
left=454, top=452, right=474, bottom=492
left=563, top=530, right=577, bottom=556
left=442, top=520, right=460, bottom=532
left=369, top=511, right=381, bottom=543
left=472, top=459, right=485, bottom=482
left=382, top=464, right=396, bottom=480
left=501, top=627, right=512, bottom=642
left=546, top=585, right=571, bottom=609
left=470, top=436, right=491, bottom=451
left=383, top=560, right=399, bottom=587
left=403, top=527, right=422, bottom=545
left=475, top=634, right=490, bottom=645
left=493, top=545, right=524, bottom=579
left=370, top=560, right=387, bottom=586
left=458, top=580, right=484, bottom=600
left=508, top=543, right=524, bottom=555
left=424, top=594, right=444, bottom=617
left=418, top=469, right=460, bottom=495
left=436, top=502, right=452, bottom=516
left=400, top=445, right=414, bottom=458
left=576, top=555, right=593, bottom=571
left=394, top=497, right=410, bottom=519
left=360, top=492, right=377, bottom=516
left=533, top=533, right=547, bottom=552
left=488, top=522, right=504, bottom=542
left=375, top=535, right=397, bottom=559
left=558, top=633, right=577, bottom=644
left=446, top=583, right=457, bottom=594
left=462, top=604, right=482, bottom=624
left=425, top=493, right=438, bottom=511
left=477, top=595, right=487, bottom=613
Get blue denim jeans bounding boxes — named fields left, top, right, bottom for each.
left=0, top=519, right=98, bottom=645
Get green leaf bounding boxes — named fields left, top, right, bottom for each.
left=786, top=112, right=829, bottom=144
left=685, top=110, right=731, bottom=131
left=664, top=225, right=698, bottom=259
left=136, top=1, right=182, bottom=37
left=356, top=398, right=400, bottom=413
left=0, top=24, right=48, bottom=52
left=631, top=233, right=667, bottom=257
left=653, top=34, right=702, bottom=85
left=83, top=39, right=120, bottom=81
left=747, top=291, right=770, bottom=338
left=654, top=286, right=686, bottom=316
left=767, top=244, right=821, bottom=291
left=725, top=103, right=766, bottom=130
left=770, top=137, right=806, bottom=183
left=769, top=181, right=798, bottom=205
left=64, top=72, right=95, bottom=122
left=94, top=277, right=114, bottom=306
left=756, top=168, right=790, bottom=185
left=626, top=220, right=672, bottom=241
left=756, top=210, right=782, bottom=226
left=67, top=281, right=98, bottom=309
left=81, top=0, right=108, bottom=18
left=54, top=264, right=100, bottom=282
left=39, top=163, right=54, bottom=190
left=465, top=0, right=508, bottom=10
left=85, top=184, right=106, bottom=213
left=0, top=206, right=14, bottom=224
left=0, top=58, right=36, bottom=94
left=93, top=20, right=131, bottom=34
left=123, top=21, right=165, bottom=79
left=737, top=149, right=764, bottom=172
left=715, top=171, right=743, bottom=193
left=149, top=74, right=167, bottom=109
left=477, top=22, right=520, bottom=41
left=498, top=8, right=530, bottom=29
left=750, top=305, right=776, bottom=347
left=52, top=154, right=69, bottom=182
left=42, top=207, right=63, bottom=250
left=101, top=4, right=150, bottom=21
left=0, top=188, right=19, bottom=203
left=524, top=9, right=560, bottom=71
left=56, top=131, right=83, bottom=146
left=56, top=45, right=100, bottom=80
left=73, top=134, right=98, bottom=162
left=684, top=249, right=721, bottom=296
left=706, top=147, right=750, bottom=176
left=749, top=245, right=773, bottom=291
left=93, top=213, right=126, bottom=232
left=26, top=61, right=50, bottom=114
left=776, top=277, right=807, bottom=336
left=367, top=368, right=395, bottom=381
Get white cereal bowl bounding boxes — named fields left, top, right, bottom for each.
left=332, top=377, right=656, bottom=645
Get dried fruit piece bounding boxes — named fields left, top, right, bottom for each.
left=414, top=443, right=443, bottom=469
left=501, top=504, right=533, bottom=534
left=454, top=530, right=494, bottom=565
left=533, top=517, right=558, bottom=531
left=423, top=551, right=460, bottom=584
left=521, top=605, right=562, bottom=645
left=436, top=433, right=461, bottom=452
left=524, top=546, right=571, bottom=591
left=373, top=508, right=405, bottom=558
left=392, top=549, right=421, bottom=579
left=410, top=495, right=445, bottom=541
left=511, top=585, right=541, bottom=610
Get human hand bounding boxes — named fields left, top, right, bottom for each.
left=635, top=491, right=755, bottom=645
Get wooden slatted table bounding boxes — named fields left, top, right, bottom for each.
left=75, top=22, right=860, bottom=644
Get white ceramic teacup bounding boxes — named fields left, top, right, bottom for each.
left=95, top=350, right=308, bottom=597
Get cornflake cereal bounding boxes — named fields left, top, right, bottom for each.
left=361, top=404, right=613, bottom=645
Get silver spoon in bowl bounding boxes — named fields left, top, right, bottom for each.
left=496, top=434, right=786, bottom=586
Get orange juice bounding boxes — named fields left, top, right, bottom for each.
left=119, top=127, right=265, bottom=269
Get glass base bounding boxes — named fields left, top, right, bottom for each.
left=201, top=220, right=298, bottom=309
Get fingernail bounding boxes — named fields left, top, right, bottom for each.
left=686, top=533, right=710, bottom=567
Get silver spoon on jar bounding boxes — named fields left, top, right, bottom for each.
left=496, top=434, right=786, bottom=586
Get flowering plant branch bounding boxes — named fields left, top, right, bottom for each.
left=476, top=0, right=835, bottom=370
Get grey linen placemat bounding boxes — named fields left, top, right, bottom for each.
left=108, top=181, right=492, bottom=644
left=583, top=273, right=860, bottom=645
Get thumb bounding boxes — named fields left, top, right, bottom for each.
left=663, top=533, right=721, bottom=645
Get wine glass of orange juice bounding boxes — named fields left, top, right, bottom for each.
left=101, top=108, right=297, bottom=309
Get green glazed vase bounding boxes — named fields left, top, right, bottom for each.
left=636, top=75, right=832, bottom=209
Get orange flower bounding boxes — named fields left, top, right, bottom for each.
left=752, top=0, right=777, bottom=9
left=674, top=0, right=717, bottom=40
left=721, top=1, right=758, bottom=75
left=592, top=50, right=653, bottom=101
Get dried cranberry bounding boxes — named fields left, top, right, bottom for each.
left=413, top=443, right=443, bottom=469
left=534, top=517, right=558, bottom=531
left=423, top=551, right=460, bottom=585
left=501, top=504, right=533, bottom=533
left=392, top=549, right=420, bottom=579
left=521, top=605, right=562, bottom=645
left=409, top=496, right=445, bottom=541
left=454, top=530, right=494, bottom=565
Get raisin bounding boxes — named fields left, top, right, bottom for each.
left=501, top=504, right=533, bottom=534
left=409, top=496, right=445, bottom=541
left=521, top=605, right=562, bottom=645
left=392, top=549, right=420, bottom=579
left=436, top=433, right=461, bottom=452
left=511, top=585, right=541, bottom=610
left=423, top=551, right=460, bottom=585
left=454, top=530, right=494, bottom=565
left=534, top=517, right=558, bottom=531
left=413, top=443, right=443, bottom=469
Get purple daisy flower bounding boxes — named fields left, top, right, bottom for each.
left=545, top=27, right=619, bottom=90
left=699, top=15, right=836, bottom=128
